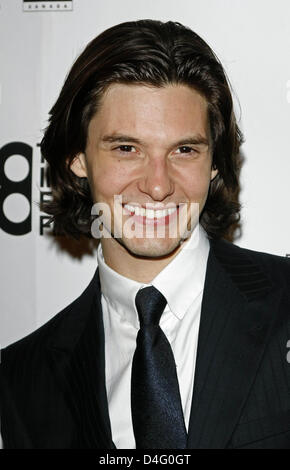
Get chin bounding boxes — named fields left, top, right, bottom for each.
left=119, top=236, right=183, bottom=259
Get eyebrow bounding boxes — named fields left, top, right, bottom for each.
left=101, top=134, right=210, bottom=147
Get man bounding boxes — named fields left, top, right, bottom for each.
left=1, top=19, right=290, bottom=449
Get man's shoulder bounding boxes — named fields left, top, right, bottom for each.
left=212, top=238, right=290, bottom=267
left=0, top=305, right=71, bottom=386
left=211, top=238, right=290, bottom=287
left=2, top=302, right=72, bottom=362
left=1, top=267, right=99, bottom=372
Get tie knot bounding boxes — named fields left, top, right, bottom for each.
left=135, top=286, right=167, bottom=326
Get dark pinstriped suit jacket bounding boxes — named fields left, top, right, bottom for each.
left=1, top=239, right=290, bottom=449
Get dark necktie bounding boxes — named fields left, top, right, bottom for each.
left=131, top=286, right=187, bottom=449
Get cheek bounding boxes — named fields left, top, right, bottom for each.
left=88, top=163, right=128, bottom=200
left=182, top=166, right=212, bottom=200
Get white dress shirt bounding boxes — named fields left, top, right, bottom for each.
left=98, top=224, right=210, bottom=449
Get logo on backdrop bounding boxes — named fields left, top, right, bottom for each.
left=0, top=141, right=52, bottom=236
left=0, top=142, right=32, bottom=235
left=23, top=0, right=73, bottom=12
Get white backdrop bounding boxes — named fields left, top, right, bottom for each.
left=1, top=0, right=290, bottom=348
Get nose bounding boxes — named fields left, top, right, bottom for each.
left=137, top=156, right=174, bottom=201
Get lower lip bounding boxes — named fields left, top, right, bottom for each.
left=122, top=205, right=180, bottom=226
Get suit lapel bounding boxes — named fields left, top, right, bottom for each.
left=187, top=239, right=283, bottom=448
left=47, top=268, right=115, bottom=449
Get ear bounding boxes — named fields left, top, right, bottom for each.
left=69, top=153, right=87, bottom=178
left=210, top=165, right=218, bottom=181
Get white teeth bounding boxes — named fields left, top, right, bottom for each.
left=124, top=204, right=135, bottom=214
left=167, top=208, right=176, bottom=215
left=123, top=204, right=178, bottom=218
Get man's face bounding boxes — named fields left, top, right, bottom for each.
left=71, top=83, right=217, bottom=258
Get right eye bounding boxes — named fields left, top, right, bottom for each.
left=115, top=145, right=137, bottom=153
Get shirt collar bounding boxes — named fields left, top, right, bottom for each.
left=97, top=225, right=209, bottom=328
left=97, top=245, right=147, bottom=329
left=151, top=225, right=209, bottom=319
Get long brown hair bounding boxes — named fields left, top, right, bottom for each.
left=40, top=19, right=243, bottom=239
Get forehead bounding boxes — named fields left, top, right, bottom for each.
left=88, top=83, right=209, bottom=141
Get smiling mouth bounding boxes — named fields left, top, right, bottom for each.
left=121, top=203, right=181, bottom=225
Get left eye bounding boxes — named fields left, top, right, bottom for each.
left=176, top=146, right=195, bottom=154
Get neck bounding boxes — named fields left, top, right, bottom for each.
left=100, top=237, right=188, bottom=284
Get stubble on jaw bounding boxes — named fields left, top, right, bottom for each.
left=114, top=234, right=186, bottom=260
